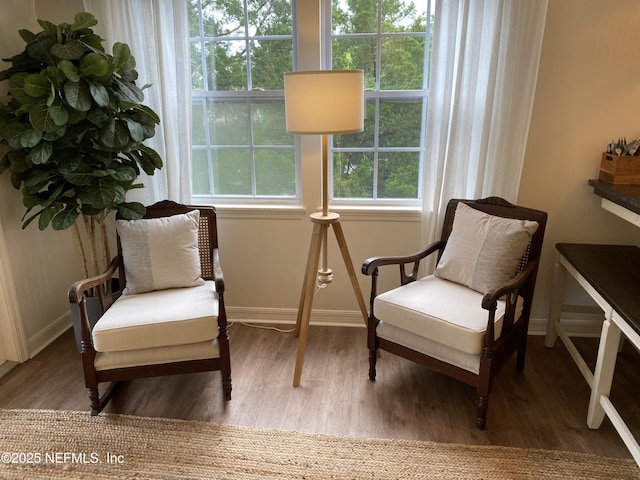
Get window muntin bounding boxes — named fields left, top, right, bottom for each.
left=329, top=0, right=433, bottom=204
left=189, top=0, right=297, bottom=201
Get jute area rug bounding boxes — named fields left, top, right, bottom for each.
left=0, top=409, right=638, bottom=480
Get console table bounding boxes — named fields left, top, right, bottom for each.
left=545, top=240, right=640, bottom=464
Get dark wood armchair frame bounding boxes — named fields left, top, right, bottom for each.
left=361, top=197, right=547, bottom=429
left=68, top=200, right=232, bottom=415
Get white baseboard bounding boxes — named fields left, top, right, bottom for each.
left=28, top=312, right=72, bottom=359
left=228, top=306, right=605, bottom=338
left=226, top=306, right=366, bottom=328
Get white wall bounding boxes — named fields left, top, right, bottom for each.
left=518, top=0, right=640, bottom=320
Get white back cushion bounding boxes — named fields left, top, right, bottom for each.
left=435, top=202, right=538, bottom=293
left=116, top=210, right=205, bottom=295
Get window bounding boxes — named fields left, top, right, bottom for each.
left=189, top=0, right=297, bottom=201
left=328, top=0, right=433, bottom=204
left=188, top=0, right=433, bottom=206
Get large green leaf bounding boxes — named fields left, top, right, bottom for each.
left=100, top=119, right=129, bottom=150
left=123, top=118, right=144, bottom=142
left=58, top=60, right=81, bottom=82
left=71, top=12, right=98, bottom=31
left=36, top=20, right=58, bottom=37
left=28, top=141, right=53, bottom=164
left=7, top=150, right=28, bottom=174
left=19, top=128, right=42, bottom=148
left=48, top=100, right=69, bottom=126
left=42, top=125, right=67, bottom=141
left=86, top=109, right=110, bottom=127
left=120, top=101, right=160, bottom=124
left=29, top=102, right=59, bottom=133
left=2, top=121, right=28, bottom=149
left=26, top=35, right=55, bottom=63
left=117, top=201, right=145, bottom=220
left=51, top=206, right=79, bottom=230
left=38, top=206, right=58, bottom=230
left=80, top=52, right=110, bottom=78
left=77, top=33, right=104, bottom=52
left=113, top=42, right=135, bottom=75
left=110, top=164, right=137, bottom=182
left=63, top=171, right=93, bottom=186
left=24, top=73, right=50, bottom=98
left=50, top=40, right=85, bottom=60
left=8, top=73, right=33, bottom=105
left=77, top=177, right=123, bottom=209
left=91, top=168, right=116, bottom=177
left=40, top=183, right=66, bottom=209
left=21, top=191, right=40, bottom=209
left=139, top=144, right=163, bottom=169
left=24, top=168, right=54, bottom=191
left=88, top=81, right=109, bottom=107
left=58, top=154, right=83, bottom=174
left=18, top=29, right=36, bottom=43
left=114, top=78, right=144, bottom=102
left=64, top=81, right=92, bottom=112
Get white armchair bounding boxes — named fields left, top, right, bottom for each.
left=362, top=197, right=547, bottom=428
left=68, top=200, right=231, bottom=415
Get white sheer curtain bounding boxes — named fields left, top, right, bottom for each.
left=83, top=0, right=192, bottom=205
left=421, top=0, right=548, bottom=251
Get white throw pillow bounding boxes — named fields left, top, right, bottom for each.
left=116, top=210, right=205, bottom=295
left=434, top=202, right=538, bottom=293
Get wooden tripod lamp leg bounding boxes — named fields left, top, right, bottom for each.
left=331, top=221, right=368, bottom=324
left=293, top=221, right=324, bottom=387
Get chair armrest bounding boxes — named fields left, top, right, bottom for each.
left=361, top=240, right=446, bottom=276
left=68, top=256, right=120, bottom=304
left=481, top=260, right=537, bottom=311
left=212, top=247, right=225, bottom=294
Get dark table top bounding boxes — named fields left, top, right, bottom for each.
left=556, top=243, right=640, bottom=336
left=588, top=179, right=640, bottom=216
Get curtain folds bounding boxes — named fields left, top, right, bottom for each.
left=83, top=0, right=192, bottom=205
left=421, top=0, right=548, bottom=258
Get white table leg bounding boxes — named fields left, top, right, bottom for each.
left=545, top=254, right=566, bottom=348
left=587, top=315, right=622, bottom=429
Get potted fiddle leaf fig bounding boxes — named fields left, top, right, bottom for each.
left=0, top=11, right=162, bottom=280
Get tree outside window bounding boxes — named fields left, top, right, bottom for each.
left=330, top=0, right=433, bottom=202
left=188, top=0, right=433, bottom=204
left=189, top=0, right=296, bottom=200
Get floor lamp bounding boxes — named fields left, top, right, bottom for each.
left=284, top=70, right=369, bottom=387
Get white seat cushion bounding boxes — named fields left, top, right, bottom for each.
left=377, top=322, right=483, bottom=374
left=94, top=339, right=220, bottom=371
left=373, top=275, right=523, bottom=356
left=92, top=281, right=219, bottom=353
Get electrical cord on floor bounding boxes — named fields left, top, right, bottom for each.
left=227, top=275, right=330, bottom=334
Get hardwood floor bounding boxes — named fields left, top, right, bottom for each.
left=0, top=322, right=638, bottom=460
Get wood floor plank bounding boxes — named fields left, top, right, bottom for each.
left=0, top=322, right=638, bottom=460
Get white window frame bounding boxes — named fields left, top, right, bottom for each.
left=323, top=0, right=433, bottom=208
left=190, top=0, right=301, bottom=206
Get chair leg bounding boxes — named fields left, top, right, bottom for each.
left=516, top=335, right=528, bottom=372
left=87, top=384, right=101, bottom=416
left=476, top=358, right=492, bottom=429
left=476, top=395, right=488, bottom=429
left=222, top=371, right=232, bottom=401
left=88, top=381, right=119, bottom=416
left=368, top=348, right=377, bottom=381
